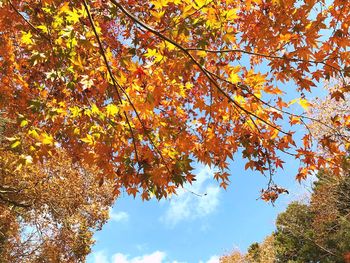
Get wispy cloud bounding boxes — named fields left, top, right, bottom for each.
left=160, top=165, right=221, bottom=226
left=109, top=209, right=129, bottom=223
left=90, top=250, right=217, bottom=263
left=200, top=255, right=220, bottom=263
left=92, top=250, right=109, bottom=263
left=111, top=251, right=166, bottom=263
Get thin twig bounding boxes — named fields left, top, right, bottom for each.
left=185, top=47, right=344, bottom=75
left=8, top=0, right=51, bottom=42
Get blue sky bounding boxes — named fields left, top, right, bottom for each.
left=87, top=151, right=312, bottom=263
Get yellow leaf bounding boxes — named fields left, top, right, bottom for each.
left=228, top=72, right=240, bottom=84
left=225, top=9, right=238, bottom=21
left=21, top=31, right=33, bottom=45
left=59, top=2, right=70, bottom=14
left=11, top=141, right=21, bottom=149
left=298, top=99, right=312, bottom=111
left=41, top=133, right=54, bottom=145
left=81, top=134, right=94, bottom=145
left=66, top=9, right=81, bottom=24
left=151, top=10, right=165, bottom=20
left=289, top=98, right=299, bottom=106
left=70, top=106, right=81, bottom=118
left=28, top=129, right=40, bottom=139
left=144, top=48, right=157, bottom=58
left=154, top=52, right=165, bottom=63
left=346, top=142, right=350, bottom=150
left=91, top=104, right=100, bottom=115
left=74, top=127, right=80, bottom=135
left=197, top=50, right=207, bottom=58
left=150, top=0, right=169, bottom=9
left=194, top=0, right=209, bottom=8
left=289, top=98, right=312, bottom=111
left=271, top=129, right=279, bottom=139
left=254, top=91, right=262, bottom=99
left=106, top=104, right=119, bottom=117
left=42, top=6, right=52, bottom=14
left=20, top=120, right=29, bottom=127
left=36, top=25, right=49, bottom=34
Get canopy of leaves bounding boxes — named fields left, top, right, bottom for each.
left=1, top=0, right=350, bottom=201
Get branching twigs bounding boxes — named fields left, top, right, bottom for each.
left=8, top=0, right=51, bottom=43
left=204, top=70, right=347, bottom=172
left=159, top=0, right=214, bottom=33
left=82, top=0, right=173, bottom=175
left=206, top=68, right=350, bottom=144
left=0, top=194, right=31, bottom=208
left=111, top=1, right=349, bottom=184
left=183, top=187, right=207, bottom=197
left=111, top=1, right=290, bottom=136
left=185, top=47, right=344, bottom=75
left=82, top=0, right=141, bottom=165
left=282, top=223, right=340, bottom=258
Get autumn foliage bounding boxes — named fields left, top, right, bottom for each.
left=0, top=150, right=114, bottom=262
left=1, top=0, right=350, bottom=200
left=0, top=117, right=114, bottom=261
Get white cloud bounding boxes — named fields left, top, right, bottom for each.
left=197, top=186, right=220, bottom=216
left=109, top=209, right=129, bottom=223
left=92, top=250, right=109, bottom=263
left=90, top=250, right=183, bottom=263
left=204, top=255, right=220, bottom=263
left=199, top=255, right=220, bottom=263
left=160, top=165, right=221, bottom=226
left=111, top=251, right=166, bottom=263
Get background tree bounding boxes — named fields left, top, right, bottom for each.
left=220, top=250, right=246, bottom=263
left=274, top=202, right=325, bottom=262
left=222, top=170, right=350, bottom=263
left=0, top=115, right=115, bottom=262
left=273, top=166, right=350, bottom=263
left=309, top=168, right=350, bottom=262
left=220, top=235, right=276, bottom=263
left=0, top=149, right=115, bottom=262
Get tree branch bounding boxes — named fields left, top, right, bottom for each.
left=185, top=47, right=344, bottom=75
left=82, top=0, right=173, bottom=174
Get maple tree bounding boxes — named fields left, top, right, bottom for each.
left=1, top=0, right=350, bottom=202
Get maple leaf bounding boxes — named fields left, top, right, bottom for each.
left=21, top=31, right=33, bottom=45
